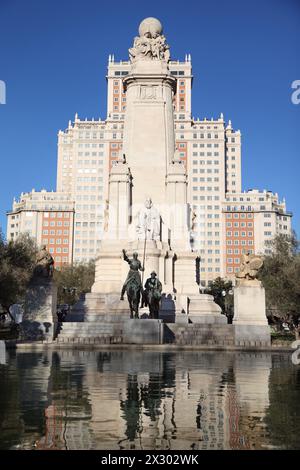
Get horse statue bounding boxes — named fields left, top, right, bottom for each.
left=120, top=249, right=144, bottom=319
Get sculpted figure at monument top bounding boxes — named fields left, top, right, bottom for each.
left=236, top=252, right=264, bottom=283
left=129, top=17, right=170, bottom=62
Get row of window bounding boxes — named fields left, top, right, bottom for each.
left=226, top=206, right=254, bottom=211
left=196, top=231, right=220, bottom=237
left=76, top=204, right=102, bottom=210
left=198, top=249, right=221, bottom=254
left=192, top=143, right=220, bottom=148
left=199, top=258, right=220, bottom=264
left=76, top=195, right=102, bottom=201
left=76, top=186, right=103, bottom=192
left=74, top=248, right=99, bottom=254
left=227, top=249, right=253, bottom=255
left=226, top=213, right=253, bottom=219
left=43, top=212, right=70, bottom=218
left=77, top=169, right=101, bottom=174
left=75, top=222, right=102, bottom=227
left=193, top=187, right=220, bottom=192
left=192, top=177, right=219, bottom=182
left=42, top=230, right=69, bottom=235
left=195, top=206, right=220, bottom=212
left=43, top=221, right=70, bottom=227
left=192, top=160, right=220, bottom=165
left=42, top=239, right=69, bottom=244
left=77, top=177, right=103, bottom=183
left=200, top=267, right=221, bottom=273
left=77, top=160, right=104, bottom=165
left=192, top=196, right=220, bottom=202
left=197, top=240, right=220, bottom=246
left=192, top=152, right=220, bottom=157
left=48, top=247, right=69, bottom=254
left=226, top=231, right=253, bottom=237
left=77, top=143, right=105, bottom=148
left=193, top=133, right=219, bottom=139
left=226, top=222, right=253, bottom=227
left=192, top=169, right=219, bottom=174
left=75, top=213, right=101, bottom=219
left=227, top=240, right=253, bottom=246
left=77, top=152, right=104, bottom=157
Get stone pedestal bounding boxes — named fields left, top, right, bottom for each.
left=234, top=281, right=268, bottom=326
left=123, top=319, right=163, bottom=344
left=21, top=277, right=57, bottom=341
left=187, top=294, right=227, bottom=324
left=233, top=281, right=270, bottom=346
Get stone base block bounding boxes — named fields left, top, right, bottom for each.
left=188, top=314, right=227, bottom=324
left=187, top=294, right=227, bottom=324
left=71, top=292, right=130, bottom=322
left=234, top=284, right=268, bottom=326
left=175, top=313, right=189, bottom=324
left=234, top=325, right=271, bottom=347
left=123, top=319, right=163, bottom=344
left=21, top=278, right=57, bottom=341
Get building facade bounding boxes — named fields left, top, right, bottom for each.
left=7, top=190, right=75, bottom=268
left=222, top=189, right=292, bottom=278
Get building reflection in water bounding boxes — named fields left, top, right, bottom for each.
left=1, top=350, right=299, bottom=450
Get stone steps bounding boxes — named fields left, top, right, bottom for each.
left=55, top=319, right=163, bottom=345
left=164, top=323, right=235, bottom=346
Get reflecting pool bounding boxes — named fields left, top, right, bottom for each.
left=0, top=350, right=299, bottom=450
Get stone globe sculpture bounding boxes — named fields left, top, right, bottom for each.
left=138, top=17, right=163, bottom=38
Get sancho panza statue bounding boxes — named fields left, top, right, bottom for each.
left=143, top=271, right=162, bottom=319
left=34, top=245, right=54, bottom=278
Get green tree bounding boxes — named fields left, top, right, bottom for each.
left=54, top=260, right=95, bottom=305
left=259, top=233, right=300, bottom=337
left=0, top=232, right=37, bottom=314
left=205, top=277, right=234, bottom=322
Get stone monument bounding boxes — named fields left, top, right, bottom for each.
left=21, top=246, right=57, bottom=342
left=233, top=253, right=271, bottom=345
left=73, top=17, right=225, bottom=326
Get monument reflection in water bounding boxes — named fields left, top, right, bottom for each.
left=0, top=351, right=299, bottom=450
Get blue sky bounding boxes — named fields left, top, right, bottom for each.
left=0, top=0, right=299, bottom=236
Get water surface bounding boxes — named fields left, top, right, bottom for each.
left=0, top=350, right=299, bottom=450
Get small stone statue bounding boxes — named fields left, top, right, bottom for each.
left=34, top=245, right=54, bottom=278
left=143, top=271, right=162, bottom=319
left=120, top=249, right=144, bottom=319
left=136, top=197, right=161, bottom=240
left=236, top=252, right=264, bottom=282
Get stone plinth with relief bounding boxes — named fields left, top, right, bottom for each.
left=233, top=254, right=270, bottom=346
